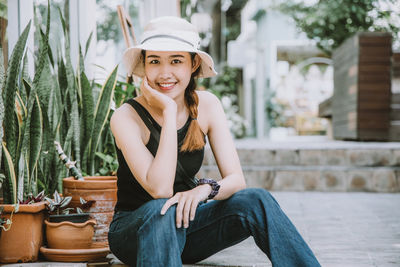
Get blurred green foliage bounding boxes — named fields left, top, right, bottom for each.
left=200, top=65, right=240, bottom=101
left=278, top=0, right=400, bottom=55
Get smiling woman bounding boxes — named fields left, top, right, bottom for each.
left=108, top=16, right=321, bottom=267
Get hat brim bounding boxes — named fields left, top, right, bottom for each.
left=122, top=39, right=217, bottom=79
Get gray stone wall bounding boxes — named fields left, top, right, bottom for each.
left=198, top=145, right=400, bottom=192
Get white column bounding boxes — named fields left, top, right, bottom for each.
left=8, top=0, right=34, bottom=78
left=255, top=25, right=266, bottom=139
left=139, top=0, right=179, bottom=27
left=69, top=0, right=97, bottom=79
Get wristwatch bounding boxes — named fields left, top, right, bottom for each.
left=198, top=178, right=220, bottom=199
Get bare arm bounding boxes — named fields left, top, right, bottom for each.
left=161, top=91, right=246, bottom=229
left=111, top=78, right=178, bottom=199
left=204, top=92, right=246, bottom=200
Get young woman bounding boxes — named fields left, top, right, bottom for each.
left=109, top=16, right=321, bottom=267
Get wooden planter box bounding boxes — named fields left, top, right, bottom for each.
left=390, top=53, right=400, bottom=141
left=332, top=32, right=392, bottom=141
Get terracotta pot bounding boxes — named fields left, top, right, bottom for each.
left=45, top=219, right=96, bottom=249
left=63, top=176, right=117, bottom=243
left=0, top=202, right=46, bottom=263
left=48, top=213, right=90, bottom=223
left=40, top=242, right=110, bottom=262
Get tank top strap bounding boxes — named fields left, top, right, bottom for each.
left=126, top=98, right=161, bottom=139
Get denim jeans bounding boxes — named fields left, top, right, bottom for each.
left=108, top=188, right=321, bottom=267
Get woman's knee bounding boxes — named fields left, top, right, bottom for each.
left=227, top=188, right=278, bottom=215
left=234, top=188, right=274, bottom=203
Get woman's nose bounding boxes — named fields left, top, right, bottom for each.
left=158, top=64, right=172, bottom=78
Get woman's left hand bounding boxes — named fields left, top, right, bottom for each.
left=160, top=184, right=212, bottom=228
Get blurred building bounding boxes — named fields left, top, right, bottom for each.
left=227, top=0, right=332, bottom=139
left=4, top=0, right=333, bottom=140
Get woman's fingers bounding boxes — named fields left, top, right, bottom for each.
left=160, top=195, right=178, bottom=215
left=161, top=191, right=200, bottom=228
left=175, top=195, right=186, bottom=228
left=190, top=199, right=199, bottom=221
left=182, top=198, right=193, bottom=228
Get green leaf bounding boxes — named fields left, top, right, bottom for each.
left=84, top=32, right=93, bottom=58
left=3, top=21, right=31, bottom=165
left=29, top=94, right=43, bottom=190
left=20, top=51, right=30, bottom=102
left=2, top=143, right=17, bottom=204
left=18, top=6, right=49, bottom=199
left=36, top=55, right=52, bottom=112
left=78, top=44, right=85, bottom=75
left=88, top=65, right=118, bottom=174
left=80, top=71, right=94, bottom=171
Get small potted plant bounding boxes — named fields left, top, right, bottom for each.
left=55, top=141, right=117, bottom=244
left=44, top=191, right=96, bottom=250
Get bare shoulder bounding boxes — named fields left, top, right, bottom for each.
left=196, top=90, right=221, bottom=107
left=110, top=103, right=144, bottom=148
left=111, top=103, right=137, bottom=127
left=196, top=90, right=226, bottom=135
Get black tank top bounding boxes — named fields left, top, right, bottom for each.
left=114, top=98, right=205, bottom=211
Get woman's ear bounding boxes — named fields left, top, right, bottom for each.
left=192, top=54, right=201, bottom=73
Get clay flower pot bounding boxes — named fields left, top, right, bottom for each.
left=0, top=202, right=46, bottom=263
left=63, top=176, right=117, bottom=243
left=45, top=219, right=97, bottom=249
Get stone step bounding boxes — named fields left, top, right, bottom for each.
left=198, top=139, right=400, bottom=192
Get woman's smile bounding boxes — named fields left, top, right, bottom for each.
left=158, top=82, right=177, bottom=91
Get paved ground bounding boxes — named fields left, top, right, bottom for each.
left=191, top=191, right=400, bottom=267
left=2, top=192, right=400, bottom=267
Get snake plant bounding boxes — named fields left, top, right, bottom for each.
left=1, top=3, right=119, bottom=203
left=1, top=3, right=50, bottom=204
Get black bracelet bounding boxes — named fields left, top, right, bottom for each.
left=198, top=178, right=220, bottom=199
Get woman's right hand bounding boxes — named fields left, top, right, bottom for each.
left=141, top=77, right=177, bottom=115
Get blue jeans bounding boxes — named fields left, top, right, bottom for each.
left=108, top=188, right=321, bottom=267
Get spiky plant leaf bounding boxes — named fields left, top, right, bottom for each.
left=15, top=91, right=27, bottom=129
left=36, top=54, right=52, bottom=112
left=84, top=32, right=93, bottom=58
left=0, top=48, right=4, bottom=169
left=57, top=7, right=66, bottom=36
left=2, top=143, right=17, bottom=204
left=78, top=44, right=85, bottom=78
left=20, top=51, right=30, bottom=102
left=57, top=58, right=68, bottom=98
left=3, top=21, right=31, bottom=165
left=88, top=66, right=118, bottom=174
left=28, top=94, right=43, bottom=191
left=80, top=71, right=94, bottom=171
left=18, top=5, right=49, bottom=201
left=22, top=78, right=32, bottom=99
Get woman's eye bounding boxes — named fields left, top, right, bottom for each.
left=171, top=59, right=182, bottom=64
left=149, top=60, right=159, bottom=64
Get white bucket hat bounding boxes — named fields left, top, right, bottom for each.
left=122, top=16, right=217, bottom=79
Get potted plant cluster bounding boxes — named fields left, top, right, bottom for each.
left=39, top=145, right=109, bottom=262
left=0, top=2, right=121, bottom=263
left=0, top=12, right=50, bottom=262
left=44, top=190, right=96, bottom=250
left=40, top=192, right=109, bottom=262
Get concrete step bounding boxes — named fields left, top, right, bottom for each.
left=198, top=138, right=400, bottom=192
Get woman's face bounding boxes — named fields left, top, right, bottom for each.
left=144, top=51, right=199, bottom=98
